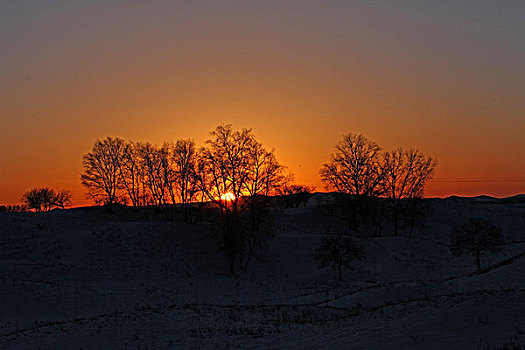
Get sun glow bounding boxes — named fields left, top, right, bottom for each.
left=220, top=192, right=236, bottom=201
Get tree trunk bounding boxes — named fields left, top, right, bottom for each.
left=392, top=199, right=399, bottom=236
left=229, top=256, right=235, bottom=275
left=475, top=251, right=481, bottom=271
left=393, top=217, right=398, bottom=236
left=242, top=245, right=254, bottom=272
left=347, top=218, right=354, bottom=232
left=353, top=205, right=358, bottom=231
left=408, top=222, right=414, bottom=238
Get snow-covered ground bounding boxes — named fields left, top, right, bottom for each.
left=1, top=195, right=525, bottom=349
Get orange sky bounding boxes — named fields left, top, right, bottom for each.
left=1, top=1, right=524, bottom=206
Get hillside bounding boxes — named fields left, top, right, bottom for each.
left=1, top=196, right=525, bottom=349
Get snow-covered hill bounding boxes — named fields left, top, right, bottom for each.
left=1, top=197, right=525, bottom=349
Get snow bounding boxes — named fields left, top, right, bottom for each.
left=1, top=196, right=525, bottom=349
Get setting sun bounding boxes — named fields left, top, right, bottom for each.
left=220, top=192, right=236, bottom=202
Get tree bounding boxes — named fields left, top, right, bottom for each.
left=197, top=125, right=257, bottom=273
left=315, top=234, right=365, bottom=281
left=137, top=142, right=170, bottom=208
left=361, top=195, right=385, bottom=237
left=168, top=139, right=199, bottom=222
left=197, top=124, right=255, bottom=214
left=244, top=140, right=288, bottom=198
left=239, top=197, right=276, bottom=271
left=401, top=197, right=430, bottom=237
left=277, top=184, right=315, bottom=208
left=242, top=139, right=288, bottom=267
left=212, top=210, right=245, bottom=274
left=119, top=141, right=147, bottom=207
left=81, top=137, right=126, bottom=205
left=197, top=124, right=287, bottom=274
left=450, top=218, right=504, bottom=271
left=21, top=187, right=72, bottom=212
left=22, top=187, right=54, bottom=212
left=320, top=133, right=383, bottom=230
left=54, top=189, right=72, bottom=209
left=381, top=148, right=437, bottom=236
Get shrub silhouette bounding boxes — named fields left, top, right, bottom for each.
left=0, top=204, right=28, bottom=213
left=277, top=184, right=315, bottom=208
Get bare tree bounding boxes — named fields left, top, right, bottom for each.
left=450, top=218, right=504, bottom=271
left=382, top=148, right=437, bottom=235
left=361, top=195, right=385, bottom=237
left=197, top=124, right=288, bottom=274
left=320, top=133, right=383, bottom=230
left=211, top=211, right=245, bottom=274
left=401, top=197, right=430, bottom=237
left=197, top=124, right=255, bottom=214
left=243, top=139, right=287, bottom=229
left=315, top=234, right=365, bottom=281
left=137, top=142, right=169, bottom=208
left=197, top=125, right=256, bottom=273
left=22, top=187, right=55, bottom=212
left=239, top=198, right=276, bottom=271
left=119, top=141, right=147, bottom=207
left=113, top=139, right=200, bottom=220
left=238, top=142, right=288, bottom=271
left=54, top=189, right=72, bottom=209
left=21, top=187, right=72, bottom=212
left=170, top=139, right=199, bottom=222
left=244, top=140, right=287, bottom=197
left=81, top=137, right=126, bottom=205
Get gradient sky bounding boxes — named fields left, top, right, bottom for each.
left=1, top=0, right=524, bottom=205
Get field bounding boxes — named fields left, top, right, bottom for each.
left=1, top=195, right=525, bottom=349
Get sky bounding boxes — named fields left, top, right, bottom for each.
left=1, top=0, right=524, bottom=205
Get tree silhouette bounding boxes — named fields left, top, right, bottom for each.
left=137, top=142, right=170, bottom=208
left=197, top=125, right=255, bottom=214
left=401, top=197, right=429, bottom=237
left=239, top=196, right=276, bottom=271
left=22, top=187, right=54, bottom=212
left=119, top=141, right=147, bottom=207
left=54, top=189, right=72, bottom=209
left=21, top=187, right=72, bottom=212
left=244, top=140, right=288, bottom=197
left=315, top=234, right=365, bottom=281
left=320, top=133, right=383, bottom=230
left=197, top=124, right=288, bottom=274
left=382, top=148, right=437, bottom=236
left=450, top=218, right=504, bottom=271
left=81, top=137, right=126, bottom=205
left=197, top=125, right=257, bottom=273
left=168, top=139, right=199, bottom=222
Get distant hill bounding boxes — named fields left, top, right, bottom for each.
left=444, top=194, right=525, bottom=204
left=501, top=194, right=525, bottom=203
